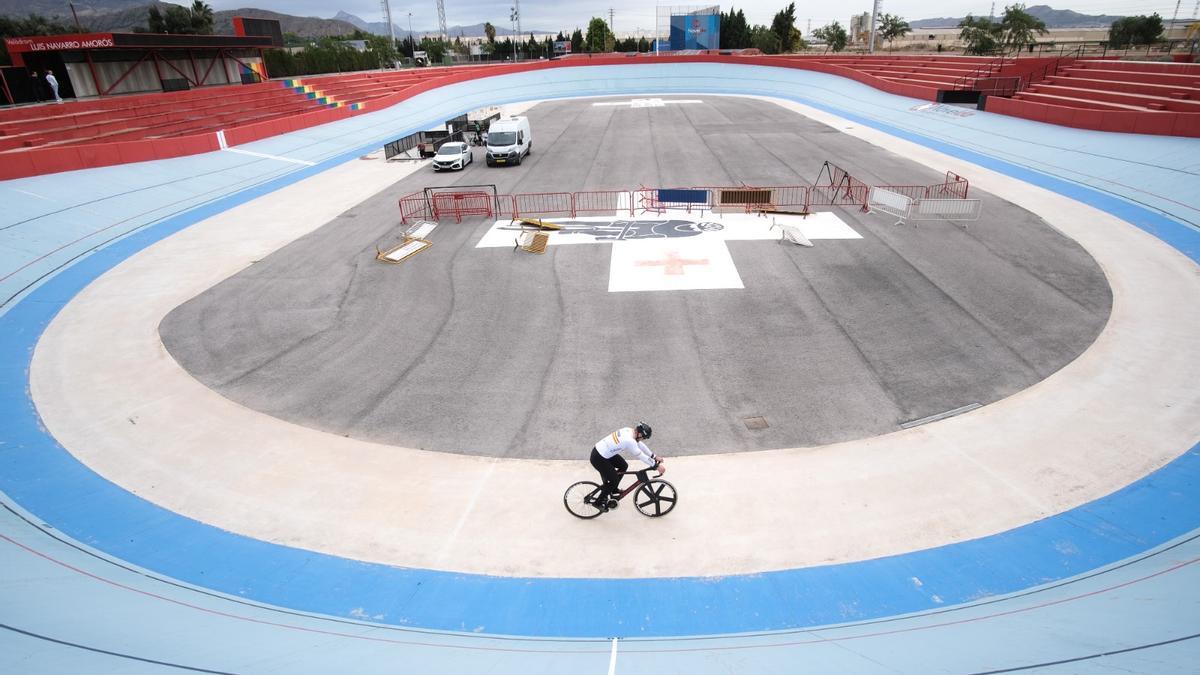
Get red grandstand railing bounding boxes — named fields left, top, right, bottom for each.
left=573, top=190, right=633, bottom=216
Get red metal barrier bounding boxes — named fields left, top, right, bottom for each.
left=934, top=171, right=970, bottom=199
left=431, top=191, right=494, bottom=223
left=573, top=190, right=632, bottom=216
left=510, top=191, right=573, bottom=219
left=401, top=177, right=967, bottom=227
left=496, top=195, right=517, bottom=219
left=768, top=185, right=810, bottom=212
left=877, top=185, right=930, bottom=201
left=398, top=192, right=429, bottom=224
left=809, top=185, right=869, bottom=209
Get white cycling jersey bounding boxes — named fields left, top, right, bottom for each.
left=594, top=427, right=657, bottom=467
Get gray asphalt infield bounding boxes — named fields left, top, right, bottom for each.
left=160, top=96, right=1111, bottom=459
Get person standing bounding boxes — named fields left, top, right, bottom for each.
left=29, top=70, right=42, bottom=102
left=45, top=70, right=62, bottom=103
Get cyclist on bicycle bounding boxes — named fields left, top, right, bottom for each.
left=590, top=422, right=665, bottom=512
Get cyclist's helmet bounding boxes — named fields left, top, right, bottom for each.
left=635, top=422, right=652, bottom=440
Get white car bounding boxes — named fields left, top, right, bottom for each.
left=432, top=142, right=472, bottom=171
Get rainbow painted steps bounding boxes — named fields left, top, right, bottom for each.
left=281, top=79, right=368, bottom=111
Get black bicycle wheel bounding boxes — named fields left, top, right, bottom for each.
left=634, top=479, right=677, bottom=517
left=564, top=481, right=604, bottom=519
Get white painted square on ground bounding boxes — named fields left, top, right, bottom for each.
left=609, top=238, right=743, bottom=292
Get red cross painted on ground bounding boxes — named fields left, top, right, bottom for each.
left=635, top=251, right=710, bottom=275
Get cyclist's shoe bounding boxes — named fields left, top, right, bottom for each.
left=588, top=494, right=608, bottom=511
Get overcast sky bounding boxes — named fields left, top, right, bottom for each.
left=205, top=1, right=1197, bottom=33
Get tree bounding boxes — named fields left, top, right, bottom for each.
left=484, top=22, right=496, bottom=44
left=998, top=4, right=1047, bottom=51
left=750, top=25, right=781, bottom=54
left=419, top=37, right=446, bottom=63
left=1, top=14, right=76, bottom=66
left=958, top=15, right=1001, bottom=54
left=163, top=5, right=194, bottom=34
left=570, top=27, right=584, bottom=53
left=1108, top=14, right=1164, bottom=48
left=147, top=6, right=166, bottom=33
left=147, top=1, right=213, bottom=35
left=585, top=17, right=610, bottom=53
left=879, top=14, right=910, bottom=48
left=189, top=0, right=214, bottom=35
left=770, top=2, right=800, bottom=53
left=366, top=34, right=398, bottom=64
left=720, top=7, right=751, bottom=49
left=813, top=22, right=848, bottom=53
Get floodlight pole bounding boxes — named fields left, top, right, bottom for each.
left=381, top=0, right=398, bottom=67
left=515, top=0, right=522, bottom=58
left=869, top=0, right=881, bottom=54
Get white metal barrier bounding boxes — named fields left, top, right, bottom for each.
left=910, top=199, right=983, bottom=227
left=868, top=187, right=913, bottom=225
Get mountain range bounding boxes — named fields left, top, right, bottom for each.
left=909, top=5, right=1125, bottom=29
left=333, top=11, right=553, bottom=39
left=0, top=1, right=360, bottom=36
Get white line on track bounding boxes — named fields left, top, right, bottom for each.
left=11, top=188, right=50, bottom=200
left=608, top=637, right=618, bottom=675
left=222, top=148, right=316, bottom=166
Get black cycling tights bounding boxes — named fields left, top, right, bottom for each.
left=590, top=448, right=627, bottom=499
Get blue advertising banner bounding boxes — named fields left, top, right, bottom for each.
left=669, top=14, right=719, bottom=50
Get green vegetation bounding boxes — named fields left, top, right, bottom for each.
left=720, top=8, right=750, bottom=49
left=0, top=14, right=76, bottom=66
left=719, top=4, right=805, bottom=54
left=958, top=15, right=1000, bottom=54
left=958, top=4, right=1047, bottom=55
left=264, top=32, right=400, bottom=77
left=147, top=1, right=215, bottom=36
left=750, top=25, right=780, bottom=53
left=879, top=14, right=911, bottom=47
left=770, top=3, right=802, bottom=53
left=584, top=17, right=612, bottom=52
left=1108, top=14, right=1164, bottom=48
left=999, top=4, right=1048, bottom=51
left=813, top=22, right=848, bottom=53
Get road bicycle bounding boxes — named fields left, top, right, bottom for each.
left=563, top=469, right=678, bottom=519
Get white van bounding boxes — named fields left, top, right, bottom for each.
left=485, top=116, right=532, bottom=166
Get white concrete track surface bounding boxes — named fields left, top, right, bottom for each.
left=28, top=96, right=1200, bottom=578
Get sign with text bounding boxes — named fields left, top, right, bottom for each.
left=669, top=15, right=719, bottom=50
left=4, top=34, right=116, bottom=53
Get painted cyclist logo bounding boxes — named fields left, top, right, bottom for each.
left=504, top=218, right=724, bottom=241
